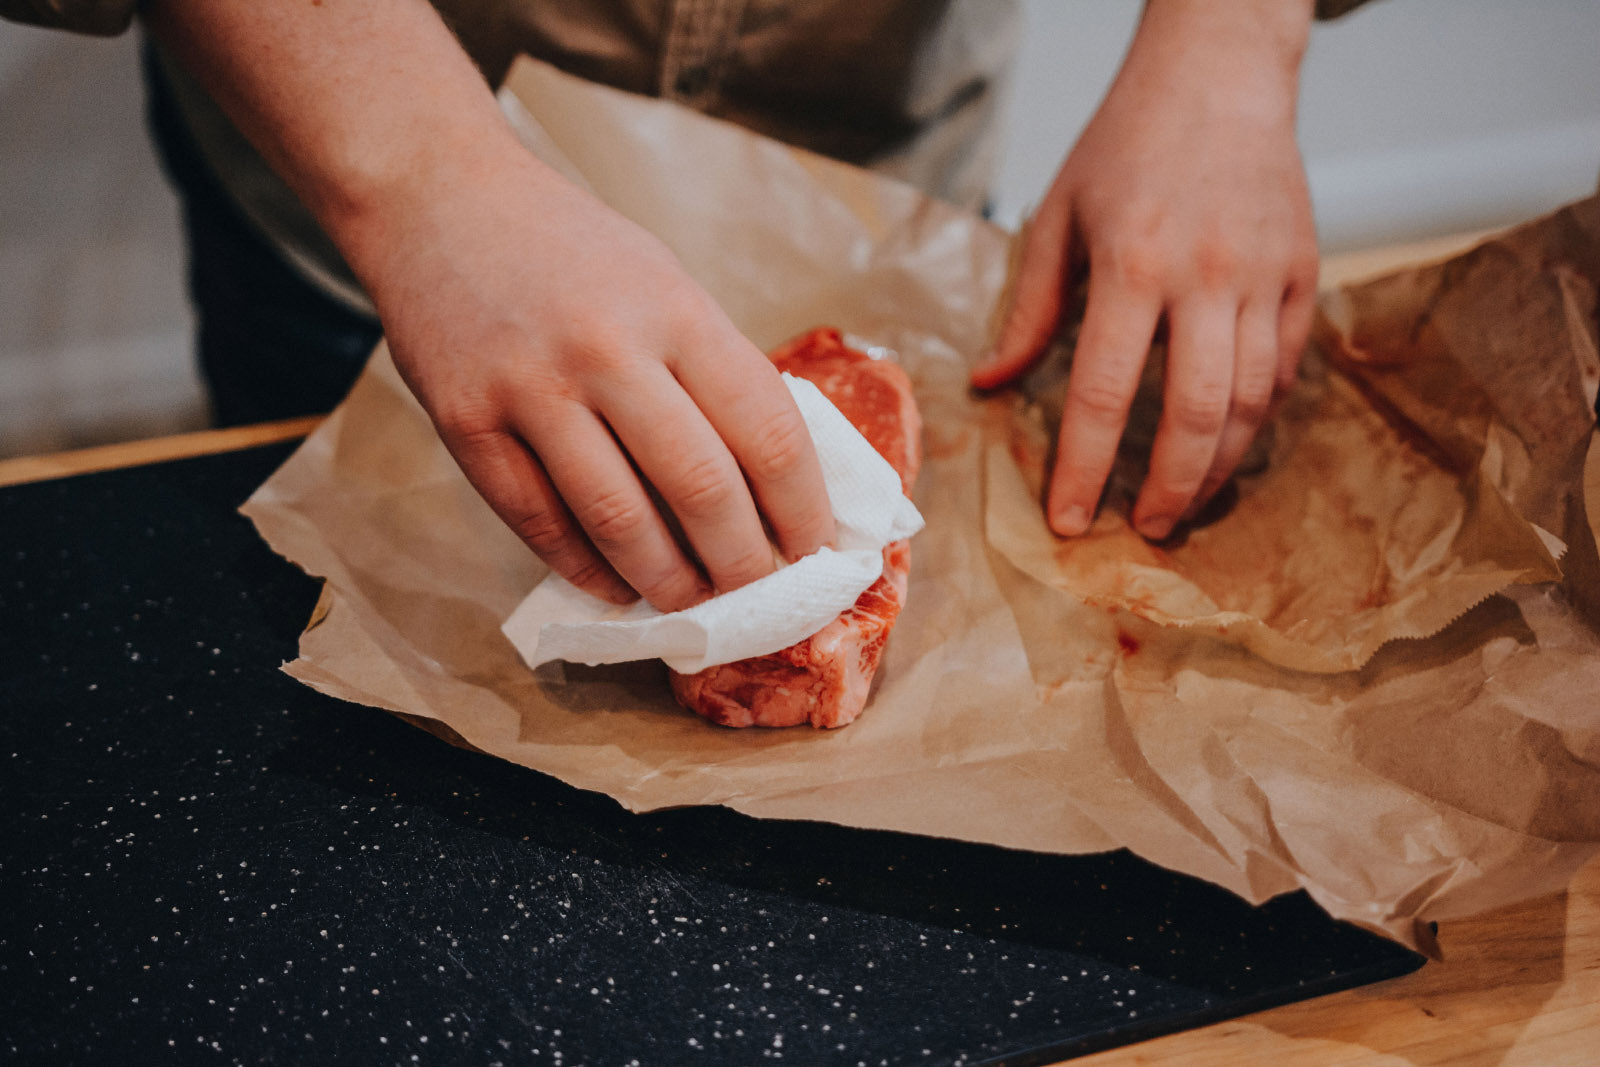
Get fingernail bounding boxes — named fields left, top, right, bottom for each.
left=1051, top=505, right=1090, bottom=536
left=1136, top=515, right=1175, bottom=541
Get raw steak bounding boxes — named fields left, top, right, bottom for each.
left=669, top=327, right=922, bottom=728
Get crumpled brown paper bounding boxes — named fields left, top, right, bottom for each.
left=241, top=57, right=1600, bottom=955
left=986, top=197, right=1600, bottom=671
left=1319, top=198, right=1600, bottom=627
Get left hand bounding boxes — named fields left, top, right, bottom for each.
left=973, top=0, right=1319, bottom=540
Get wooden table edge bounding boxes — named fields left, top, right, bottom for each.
left=0, top=415, right=324, bottom=489
left=1070, top=853, right=1600, bottom=1065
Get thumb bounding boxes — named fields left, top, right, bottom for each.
left=971, top=198, right=1074, bottom=390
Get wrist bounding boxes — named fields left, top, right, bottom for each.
left=319, top=105, right=525, bottom=266
left=1126, top=0, right=1312, bottom=121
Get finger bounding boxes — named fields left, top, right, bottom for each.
left=665, top=334, right=834, bottom=564
left=971, top=193, right=1075, bottom=390
left=1191, top=298, right=1280, bottom=512
left=1045, top=275, right=1163, bottom=536
left=444, top=422, right=635, bottom=604
left=1131, top=298, right=1236, bottom=540
left=597, top=361, right=785, bottom=596
left=515, top=399, right=712, bottom=613
left=1271, top=273, right=1317, bottom=416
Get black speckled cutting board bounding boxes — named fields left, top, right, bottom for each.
left=0, top=444, right=1422, bottom=1066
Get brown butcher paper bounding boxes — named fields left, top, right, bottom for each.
left=242, top=57, right=1600, bottom=955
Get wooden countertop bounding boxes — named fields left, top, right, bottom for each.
left=4, top=228, right=1596, bottom=1064
left=0, top=414, right=324, bottom=489
left=1079, top=857, right=1600, bottom=1066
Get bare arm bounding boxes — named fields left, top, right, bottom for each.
left=974, top=0, right=1318, bottom=540
left=143, top=0, right=834, bottom=610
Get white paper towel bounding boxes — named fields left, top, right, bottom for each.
left=502, top=374, right=924, bottom=673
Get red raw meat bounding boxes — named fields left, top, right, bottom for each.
left=669, top=327, right=922, bottom=728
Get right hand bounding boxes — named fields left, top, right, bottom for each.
left=353, top=137, right=835, bottom=612
left=141, top=0, right=833, bottom=611
left=971, top=0, right=1317, bottom=541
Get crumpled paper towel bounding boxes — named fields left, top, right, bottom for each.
left=502, top=372, right=923, bottom=673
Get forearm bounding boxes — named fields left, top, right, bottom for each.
left=140, top=0, right=540, bottom=292
left=144, top=0, right=834, bottom=610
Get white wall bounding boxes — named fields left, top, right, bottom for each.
left=993, top=0, right=1600, bottom=249
left=0, top=23, right=205, bottom=457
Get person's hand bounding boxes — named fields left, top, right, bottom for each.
left=972, top=0, right=1318, bottom=540
left=143, top=0, right=833, bottom=612
left=363, top=141, right=836, bottom=612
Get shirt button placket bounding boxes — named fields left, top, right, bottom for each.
left=660, top=0, right=747, bottom=105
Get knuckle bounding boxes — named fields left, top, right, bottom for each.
left=500, top=359, right=580, bottom=407
left=1100, top=242, right=1165, bottom=294
left=1231, top=387, right=1273, bottom=426
left=550, top=321, right=661, bottom=383
left=666, top=284, right=726, bottom=331
left=558, top=556, right=624, bottom=599
left=1068, top=370, right=1138, bottom=425
left=671, top=454, right=739, bottom=519
left=505, top=505, right=572, bottom=557
left=712, top=544, right=776, bottom=589
left=635, top=565, right=706, bottom=613
left=1192, top=241, right=1239, bottom=291
left=788, top=511, right=835, bottom=557
left=1232, top=368, right=1278, bottom=425
left=433, top=399, right=501, bottom=446
left=559, top=334, right=631, bottom=380
left=744, top=412, right=814, bottom=484
left=581, top=486, right=653, bottom=550
left=1168, top=382, right=1231, bottom=437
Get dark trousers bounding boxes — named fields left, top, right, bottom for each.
left=141, top=44, right=383, bottom=427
